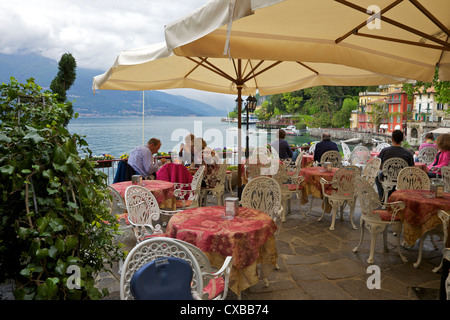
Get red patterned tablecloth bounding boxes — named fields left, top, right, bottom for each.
left=166, top=206, right=278, bottom=295
left=298, top=167, right=338, bottom=213
left=388, top=189, right=450, bottom=245
left=301, top=154, right=315, bottom=168
left=110, top=180, right=175, bottom=209
left=414, top=162, right=429, bottom=173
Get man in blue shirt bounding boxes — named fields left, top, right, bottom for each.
left=128, top=138, right=166, bottom=179
left=313, top=132, right=339, bottom=163
left=271, top=129, right=293, bottom=159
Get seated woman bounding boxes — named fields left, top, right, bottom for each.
left=419, top=132, right=437, bottom=151
left=428, top=133, right=450, bottom=178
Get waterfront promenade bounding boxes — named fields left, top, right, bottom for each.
left=95, top=190, right=443, bottom=301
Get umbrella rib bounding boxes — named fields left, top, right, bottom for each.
left=185, top=57, right=236, bottom=83
left=245, top=60, right=260, bottom=90
left=242, top=60, right=265, bottom=82
left=409, top=0, right=450, bottom=37
left=243, top=61, right=282, bottom=83
left=335, top=0, right=450, bottom=49
left=296, top=62, right=319, bottom=75
left=335, top=0, right=403, bottom=44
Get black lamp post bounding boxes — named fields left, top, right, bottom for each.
left=243, top=95, right=257, bottom=160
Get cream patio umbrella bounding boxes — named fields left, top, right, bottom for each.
left=93, top=41, right=405, bottom=195
left=165, top=0, right=450, bottom=82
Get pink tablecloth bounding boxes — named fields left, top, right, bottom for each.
left=156, top=163, right=193, bottom=184
left=110, top=180, right=175, bottom=206
left=166, top=206, right=278, bottom=294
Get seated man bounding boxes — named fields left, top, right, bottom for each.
left=313, top=132, right=339, bottom=163
left=128, top=138, right=166, bottom=179
left=271, top=129, right=293, bottom=160
left=375, top=130, right=414, bottom=200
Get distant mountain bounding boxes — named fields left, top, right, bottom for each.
left=0, top=52, right=225, bottom=117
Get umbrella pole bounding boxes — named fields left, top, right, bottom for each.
left=237, top=85, right=243, bottom=199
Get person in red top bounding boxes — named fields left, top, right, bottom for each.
left=428, top=133, right=450, bottom=178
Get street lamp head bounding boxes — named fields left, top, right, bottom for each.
left=246, top=95, right=257, bottom=112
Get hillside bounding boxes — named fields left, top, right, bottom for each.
left=0, top=52, right=225, bottom=117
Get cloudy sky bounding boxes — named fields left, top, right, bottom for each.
left=0, top=0, right=237, bottom=108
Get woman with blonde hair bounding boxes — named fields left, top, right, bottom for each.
left=428, top=133, right=450, bottom=178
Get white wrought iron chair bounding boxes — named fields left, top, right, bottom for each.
left=106, top=186, right=127, bottom=216
left=124, top=185, right=164, bottom=243
left=272, top=163, right=305, bottom=222
left=320, top=150, right=343, bottom=168
left=318, top=166, right=360, bottom=230
left=106, top=186, right=133, bottom=274
left=442, top=166, right=450, bottom=192
left=240, top=176, right=282, bottom=286
left=444, top=248, right=450, bottom=300
left=376, top=143, right=391, bottom=153
left=120, top=237, right=232, bottom=300
left=286, top=151, right=304, bottom=184
left=240, top=176, right=283, bottom=223
left=308, top=141, right=320, bottom=155
left=246, top=149, right=279, bottom=180
left=350, top=145, right=371, bottom=168
left=396, top=167, right=431, bottom=191
left=431, top=210, right=450, bottom=273
left=418, top=146, right=438, bottom=165
left=353, top=177, right=407, bottom=264
left=200, top=163, right=228, bottom=206
left=379, top=157, right=409, bottom=205
left=410, top=207, right=449, bottom=270
left=160, top=166, right=205, bottom=227
left=361, top=157, right=381, bottom=186
left=340, top=141, right=351, bottom=166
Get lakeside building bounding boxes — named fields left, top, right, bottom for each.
left=352, top=84, right=450, bottom=147
left=353, top=84, right=402, bottom=131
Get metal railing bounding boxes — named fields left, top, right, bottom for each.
left=94, top=152, right=242, bottom=184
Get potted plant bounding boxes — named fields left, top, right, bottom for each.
left=90, top=154, right=115, bottom=168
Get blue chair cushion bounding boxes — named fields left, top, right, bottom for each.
left=130, top=257, right=194, bottom=300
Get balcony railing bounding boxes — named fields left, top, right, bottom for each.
left=94, top=152, right=242, bottom=185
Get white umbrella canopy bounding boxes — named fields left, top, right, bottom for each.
left=165, top=0, right=450, bottom=82
left=92, top=42, right=405, bottom=95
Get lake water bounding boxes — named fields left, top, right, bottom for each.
left=68, top=116, right=316, bottom=158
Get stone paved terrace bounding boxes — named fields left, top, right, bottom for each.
left=95, top=190, right=445, bottom=301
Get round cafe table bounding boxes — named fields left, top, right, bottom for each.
left=301, top=154, right=315, bottom=168
left=414, top=162, right=429, bottom=173
left=166, top=205, right=278, bottom=296
left=388, top=189, right=450, bottom=246
left=110, top=180, right=176, bottom=210
left=299, top=166, right=338, bottom=213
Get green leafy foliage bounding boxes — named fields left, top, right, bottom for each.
left=0, top=77, right=123, bottom=300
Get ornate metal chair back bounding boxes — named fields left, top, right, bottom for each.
left=418, top=146, right=438, bottom=165
left=397, top=167, right=431, bottom=190
left=241, top=176, right=282, bottom=221
left=376, top=143, right=391, bottom=152
left=320, top=150, right=343, bottom=168
left=361, top=157, right=381, bottom=185
left=350, top=146, right=371, bottom=167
